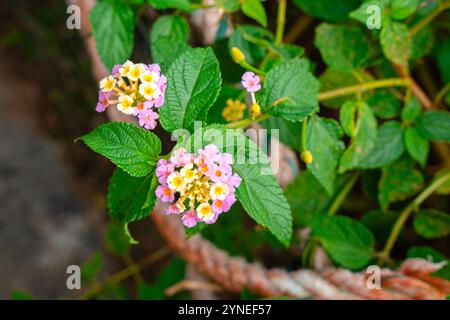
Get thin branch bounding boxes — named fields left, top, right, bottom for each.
left=164, top=279, right=223, bottom=297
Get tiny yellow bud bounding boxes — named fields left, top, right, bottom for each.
left=249, top=103, right=261, bottom=119
left=301, top=151, right=313, bottom=165
left=231, top=47, right=246, bottom=64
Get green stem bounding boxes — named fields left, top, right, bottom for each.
left=318, top=78, right=411, bottom=101
left=327, top=172, right=360, bottom=216
left=300, top=117, right=308, bottom=152
left=434, top=82, right=450, bottom=106
left=379, top=171, right=450, bottom=259
left=410, top=1, right=450, bottom=36
left=240, top=60, right=266, bottom=77
left=275, top=0, right=287, bottom=44
left=226, top=114, right=270, bottom=129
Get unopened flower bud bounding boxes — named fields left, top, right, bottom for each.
left=301, top=150, right=313, bottom=164
left=231, top=47, right=246, bottom=64
left=249, top=103, right=261, bottom=119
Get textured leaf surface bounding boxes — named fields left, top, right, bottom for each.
left=414, top=210, right=450, bottom=239
left=80, top=122, right=161, bottom=177
left=416, top=111, right=450, bottom=142
left=378, top=155, right=424, bottom=210
left=313, top=215, right=375, bottom=269
left=261, top=59, right=319, bottom=122
left=89, top=1, right=135, bottom=70
left=306, top=115, right=345, bottom=195
left=108, top=168, right=158, bottom=223
left=160, top=48, right=222, bottom=132
left=380, top=21, right=412, bottom=66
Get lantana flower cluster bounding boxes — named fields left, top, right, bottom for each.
left=155, top=145, right=241, bottom=228
left=96, top=60, right=166, bottom=130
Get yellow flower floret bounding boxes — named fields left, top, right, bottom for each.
left=99, top=76, right=117, bottom=93
left=196, top=203, right=215, bottom=222
left=222, top=99, right=246, bottom=122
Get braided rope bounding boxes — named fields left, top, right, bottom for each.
left=74, top=0, right=450, bottom=299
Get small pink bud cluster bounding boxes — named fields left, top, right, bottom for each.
left=96, top=61, right=167, bottom=130
left=155, top=145, right=241, bottom=228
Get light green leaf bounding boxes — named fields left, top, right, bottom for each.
left=306, top=115, right=345, bottom=195
left=339, top=101, right=378, bottom=172
left=401, top=97, right=422, bottom=122
left=433, top=168, right=450, bottom=195
left=147, top=0, right=193, bottom=12
left=407, top=246, right=446, bottom=262
left=349, top=0, right=388, bottom=26
left=108, top=168, right=157, bottom=223
left=414, top=210, right=450, bottom=239
left=315, top=23, right=372, bottom=73
left=416, top=110, right=450, bottom=142
left=260, top=59, right=319, bottom=122
left=182, top=126, right=292, bottom=246
left=340, top=100, right=357, bottom=137
left=159, top=47, right=222, bottom=132
left=81, top=252, right=103, bottom=284
left=312, top=215, right=375, bottom=269
left=150, top=14, right=189, bottom=43
left=358, top=121, right=404, bottom=169
left=380, top=21, right=412, bottom=66
left=241, top=0, right=267, bottom=27
left=79, top=122, right=161, bottom=177
left=378, top=155, right=424, bottom=210
left=404, top=126, right=429, bottom=167
left=151, top=36, right=189, bottom=72
left=89, top=1, right=135, bottom=70
left=431, top=263, right=450, bottom=281
left=391, top=0, right=419, bottom=20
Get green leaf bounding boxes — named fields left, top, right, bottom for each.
left=159, top=47, right=222, bottom=132
left=340, top=100, right=357, bottom=137
left=81, top=252, right=103, bottom=284
left=437, top=39, right=450, bottom=83
left=357, top=121, right=405, bottom=169
left=151, top=36, right=189, bottom=72
left=433, top=168, right=450, bottom=195
left=378, top=155, right=424, bottom=210
left=349, top=0, right=388, bottom=26
left=241, top=0, right=267, bottom=27
left=105, top=222, right=130, bottom=256
left=11, top=291, right=34, bottom=300
left=407, top=246, right=446, bottom=263
left=89, top=1, right=135, bottom=70
left=380, top=21, right=412, bottom=66
left=182, top=126, right=292, bottom=246
left=411, top=26, right=434, bottom=60
left=207, top=84, right=241, bottom=125
left=431, top=263, right=450, bottom=281
left=79, top=122, right=161, bottom=177
left=312, top=215, right=375, bottom=269
left=260, top=59, right=319, bottom=122
left=413, top=210, right=450, bottom=239
left=306, top=115, right=345, bottom=195
left=404, top=126, right=429, bottom=167
left=416, top=110, right=450, bottom=142
left=315, top=23, right=372, bottom=73
left=228, top=25, right=273, bottom=65
left=294, top=0, right=361, bottom=23
left=361, top=210, right=399, bottom=243
left=150, top=15, right=189, bottom=42
left=147, top=0, right=193, bottom=12
left=367, top=90, right=401, bottom=119
left=261, top=117, right=301, bottom=150
left=108, top=168, right=157, bottom=223
left=391, top=0, right=419, bottom=20
left=319, top=68, right=359, bottom=109
left=339, top=101, right=378, bottom=172
left=401, top=97, right=422, bottom=122
left=285, top=171, right=332, bottom=228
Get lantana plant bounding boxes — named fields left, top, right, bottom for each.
left=80, top=0, right=450, bottom=278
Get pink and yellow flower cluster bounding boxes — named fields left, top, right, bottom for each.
left=155, top=145, right=241, bottom=228
left=96, top=60, right=167, bottom=130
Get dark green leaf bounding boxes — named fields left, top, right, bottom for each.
left=431, top=263, right=450, bottom=281
left=159, top=47, right=222, bottom=132
left=401, top=97, right=422, bottom=122
left=367, top=90, right=401, bottom=119
left=261, top=58, right=319, bottom=122
left=89, top=1, right=135, bottom=70
left=378, top=155, right=424, bottom=210
left=416, top=110, right=450, bottom=142
left=414, top=210, right=450, bottom=239
left=404, top=126, right=429, bottom=166
left=407, top=246, right=446, bottom=262
left=294, top=0, right=361, bottom=22
left=79, top=122, right=161, bottom=177
left=361, top=210, right=399, bottom=243
left=312, top=215, right=375, bottom=269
